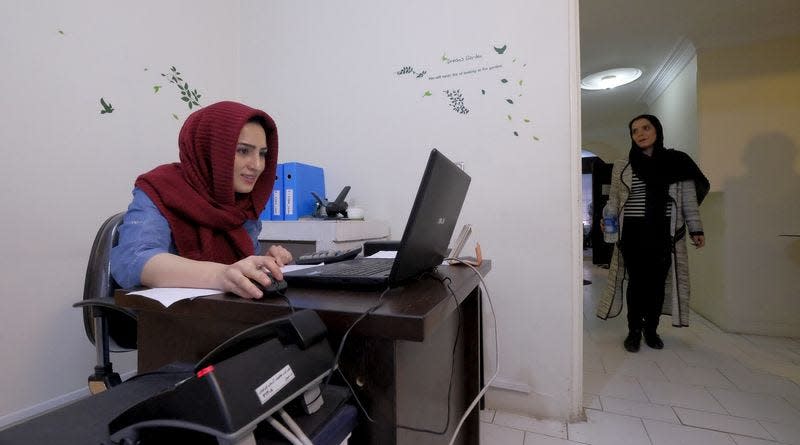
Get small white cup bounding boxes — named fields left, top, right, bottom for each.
left=348, top=207, right=365, bottom=219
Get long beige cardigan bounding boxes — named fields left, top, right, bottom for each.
left=596, top=158, right=703, bottom=327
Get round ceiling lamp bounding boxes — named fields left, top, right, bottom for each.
left=581, top=68, right=642, bottom=90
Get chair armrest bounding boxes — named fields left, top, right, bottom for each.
left=73, top=298, right=137, bottom=321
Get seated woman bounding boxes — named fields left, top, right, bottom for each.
left=110, top=101, right=291, bottom=299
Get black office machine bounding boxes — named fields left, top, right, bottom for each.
left=109, top=310, right=335, bottom=444
left=0, top=310, right=354, bottom=445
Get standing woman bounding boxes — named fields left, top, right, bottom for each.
left=596, top=114, right=710, bottom=352
left=110, top=101, right=291, bottom=299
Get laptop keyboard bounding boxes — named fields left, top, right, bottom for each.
left=322, top=258, right=395, bottom=277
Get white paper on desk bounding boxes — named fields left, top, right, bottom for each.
left=366, top=251, right=397, bottom=259
left=281, top=264, right=322, bottom=272
left=127, top=288, right=221, bottom=308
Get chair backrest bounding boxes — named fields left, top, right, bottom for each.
left=81, top=212, right=137, bottom=351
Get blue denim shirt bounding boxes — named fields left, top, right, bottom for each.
left=110, top=187, right=262, bottom=288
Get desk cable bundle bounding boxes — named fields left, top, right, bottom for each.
left=326, top=258, right=499, bottom=445
left=442, top=258, right=499, bottom=445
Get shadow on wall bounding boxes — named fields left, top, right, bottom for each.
left=723, top=132, right=800, bottom=335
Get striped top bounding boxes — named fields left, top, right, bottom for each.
left=624, top=172, right=671, bottom=218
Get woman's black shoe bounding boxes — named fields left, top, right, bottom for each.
left=644, top=332, right=664, bottom=349
left=623, top=331, right=641, bottom=352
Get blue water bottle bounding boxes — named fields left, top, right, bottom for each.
left=603, top=207, right=618, bottom=243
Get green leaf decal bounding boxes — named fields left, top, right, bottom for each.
left=153, top=85, right=161, bottom=93
left=533, top=136, right=540, bottom=141
left=99, top=97, right=114, bottom=114
left=423, top=90, right=432, bottom=97
left=523, top=118, right=530, bottom=123
left=501, top=79, right=508, bottom=83
left=506, top=99, right=514, bottom=104
left=172, top=113, right=179, bottom=120
left=507, top=115, right=512, bottom=121
left=518, top=80, right=523, bottom=86
left=57, top=30, right=64, bottom=35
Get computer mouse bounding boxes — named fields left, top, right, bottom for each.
left=250, top=276, right=288, bottom=296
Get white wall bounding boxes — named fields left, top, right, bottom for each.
left=693, top=35, right=800, bottom=336
left=649, top=55, right=698, bottom=159
left=0, top=0, right=584, bottom=424
left=240, top=0, right=583, bottom=420
left=0, top=1, right=241, bottom=425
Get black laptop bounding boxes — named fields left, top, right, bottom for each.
left=283, top=149, right=471, bottom=290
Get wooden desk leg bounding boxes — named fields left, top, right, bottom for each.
left=339, top=289, right=481, bottom=445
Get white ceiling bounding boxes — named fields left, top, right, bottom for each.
left=580, top=0, right=800, bottom=156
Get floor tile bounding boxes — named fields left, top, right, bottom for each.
left=759, top=420, right=800, bottom=445
left=601, top=396, right=679, bottom=423
left=731, top=436, right=789, bottom=445
left=658, top=361, right=736, bottom=389
left=567, top=409, right=651, bottom=445
left=643, top=418, right=737, bottom=444
left=493, top=411, right=567, bottom=439
left=524, top=431, right=586, bottom=445
left=672, top=348, right=751, bottom=373
left=481, top=409, right=496, bottom=423
left=784, top=394, right=800, bottom=413
left=605, top=358, right=668, bottom=382
left=673, top=407, right=772, bottom=439
left=709, top=388, right=800, bottom=424
left=583, top=371, right=648, bottom=402
left=584, top=393, right=601, bottom=410
left=720, top=368, right=800, bottom=399
left=481, top=421, right=525, bottom=445
left=639, top=380, right=728, bottom=413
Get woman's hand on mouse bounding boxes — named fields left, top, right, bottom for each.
left=219, top=255, right=283, bottom=299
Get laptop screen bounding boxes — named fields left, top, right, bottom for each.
left=388, top=149, right=471, bottom=286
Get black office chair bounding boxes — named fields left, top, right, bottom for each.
left=73, top=212, right=137, bottom=394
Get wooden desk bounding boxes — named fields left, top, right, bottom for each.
left=116, top=261, right=490, bottom=445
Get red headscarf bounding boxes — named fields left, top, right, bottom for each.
left=135, top=101, right=278, bottom=264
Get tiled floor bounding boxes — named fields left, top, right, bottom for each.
left=479, top=256, right=800, bottom=445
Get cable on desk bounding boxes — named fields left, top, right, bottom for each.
left=303, top=285, right=392, bottom=419
left=266, top=416, right=304, bottom=445
left=395, top=273, right=462, bottom=436
left=441, top=258, right=500, bottom=445
left=275, top=289, right=295, bottom=314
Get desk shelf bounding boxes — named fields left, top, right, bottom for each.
left=259, top=219, right=390, bottom=257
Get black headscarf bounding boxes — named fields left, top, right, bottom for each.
left=628, top=114, right=710, bottom=208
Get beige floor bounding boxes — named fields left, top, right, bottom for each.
left=478, top=257, right=800, bottom=445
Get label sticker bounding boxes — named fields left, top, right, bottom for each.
left=285, top=189, right=294, bottom=215
left=272, top=190, right=281, bottom=215
left=255, top=365, right=295, bottom=405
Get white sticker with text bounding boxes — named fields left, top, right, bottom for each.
left=255, top=365, right=295, bottom=405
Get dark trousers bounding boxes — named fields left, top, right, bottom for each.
left=620, top=218, right=672, bottom=333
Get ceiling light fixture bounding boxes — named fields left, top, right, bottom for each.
left=581, top=68, right=642, bottom=90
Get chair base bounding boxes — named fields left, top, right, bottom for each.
left=88, top=369, right=122, bottom=395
